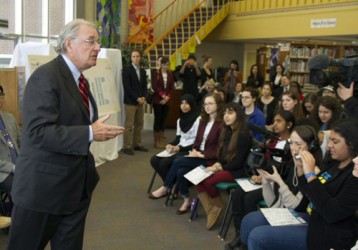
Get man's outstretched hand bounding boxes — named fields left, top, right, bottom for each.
left=92, top=114, right=124, bottom=141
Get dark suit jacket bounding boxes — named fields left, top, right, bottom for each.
left=273, top=86, right=284, bottom=99
left=122, top=64, right=147, bottom=105
left=11, top=55, right=99, bottom=215
left=193, top=120, right=222, bottom=165
left=151, top=69, right=175, bottom=104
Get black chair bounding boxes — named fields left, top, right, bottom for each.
left=147, top=171, right=157, bottom=193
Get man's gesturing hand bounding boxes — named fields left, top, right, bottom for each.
left=91, top=114, right=125, bottom=141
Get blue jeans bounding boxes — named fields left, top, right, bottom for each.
left=164, top=157, right=208, bottom=197
left=240, top=211, right=309, bottom=250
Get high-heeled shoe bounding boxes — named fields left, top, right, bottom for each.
left=148, top=192, right=167, bottom=199
left=176, top=203, right=191, bottom=215
left=176, top=207, right=190, bottom=215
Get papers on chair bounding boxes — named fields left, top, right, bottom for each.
left=261, top=208, right=307, bottom=226
left=184, top=165, right=213, bottom=185
left=156, top=150, right=176, bottom=157
left=235, top=178, right=262, bottom=192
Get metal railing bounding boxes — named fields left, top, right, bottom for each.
left=126, top=0, right=234, bottom=68
left=232, top=0, right=358, bottom=14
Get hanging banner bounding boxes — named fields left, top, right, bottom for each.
left=128, top=0, right=154, bottom=44
left=96, top=0, right=121, bottom=48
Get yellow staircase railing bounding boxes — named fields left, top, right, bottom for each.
left=126, top=0, right=234, bottom=69
left=232, top=0, right=358, bottom=13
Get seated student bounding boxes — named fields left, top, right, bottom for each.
left=278, top=90, right=305, bottom=120
left=290, top=80, right=304, bottom=101
left=227, top=82, right=244, bottom=105
left=149, top=93, right=223, bottom=214
left=214, top=85, right=226, bottom=103
left=225, top=110, right=295, bottom=250
left=311, top=95, right=343, bottom=131
left=196, top=102, right=252, bottom=230
left=197, top=79, right=216, bottom=106
left=0, top=85, right=21, bottom=194
left=302, top=93, right=318, bottom=118
left=318, top=85, right=336, bottom=98
left=245, top=119, right=358, bottom=250
left=242, top=87, right=266, bottom=143
left=150, top=94, right=200, bottom=183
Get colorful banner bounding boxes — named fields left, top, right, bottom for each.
left=128, top=0, right=154, bottom=44
left=96, top=0, right=121, bottom=48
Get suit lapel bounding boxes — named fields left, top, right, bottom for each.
left=56, top=56, right=91, bottom=121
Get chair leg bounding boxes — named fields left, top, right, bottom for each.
left=218, top=189, right=234, bottom=240
left=147, top=171, right=157, bottom=193
left=164, top=183, right=177, bottom=207
left=0, top=192, right=8, bottom=216
left=189, top=196, right=199, bottom=221
left=169, top=185, right=178, bottom=206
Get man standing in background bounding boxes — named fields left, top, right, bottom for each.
left=8, top=19, right=124, bottom=250
left=121, top=49, right=148, bottom=155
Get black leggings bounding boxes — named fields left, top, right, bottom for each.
left=152, top=103, right=169, bottom=132
left=150, top=151, right=188, bottom=182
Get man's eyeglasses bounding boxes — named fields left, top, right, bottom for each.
left=84, top=39, right=101, bottom=47
left=241, top=96, right=252, bottom=99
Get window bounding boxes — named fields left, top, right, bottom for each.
left=0, top=0, right=74, bottom=58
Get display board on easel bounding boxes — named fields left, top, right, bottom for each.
left=27, top=55, right=120, bottom=116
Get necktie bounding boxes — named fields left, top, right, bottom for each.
left=0, top=116, right=17, bottom=164
left=135, top=66, right=140, bottom=81
left=79, top=74, right=89, bottom=114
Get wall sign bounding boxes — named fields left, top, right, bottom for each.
left=311, top=18, right=336, bottom=28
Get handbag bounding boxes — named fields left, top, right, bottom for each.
left=146, top=88, right=154, bottom=104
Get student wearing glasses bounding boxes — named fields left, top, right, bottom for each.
left=149, top=93, right=223, bottom=215
left=241, top=87, right=266, bottom=143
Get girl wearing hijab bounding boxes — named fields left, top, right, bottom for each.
left=149, top=94, right=200, bottom=182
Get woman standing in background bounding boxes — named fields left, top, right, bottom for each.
left=151, top=57, right=175, bottom=148
left=200, top=55, right=214, bottom=85
left=256, top=82, right=277, bottom=125
left=247, top=64, right=264, bottom=88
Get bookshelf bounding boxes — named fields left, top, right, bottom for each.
left=289, top=43, right=343, bottom=94
left=342, top=46, right=358, bottom=57
left=288, top=43, right=358, bottom=93
left=256, top=47, right=288, bottom=82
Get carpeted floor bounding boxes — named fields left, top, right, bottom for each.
left=0, top=129, right=235, bottom=250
